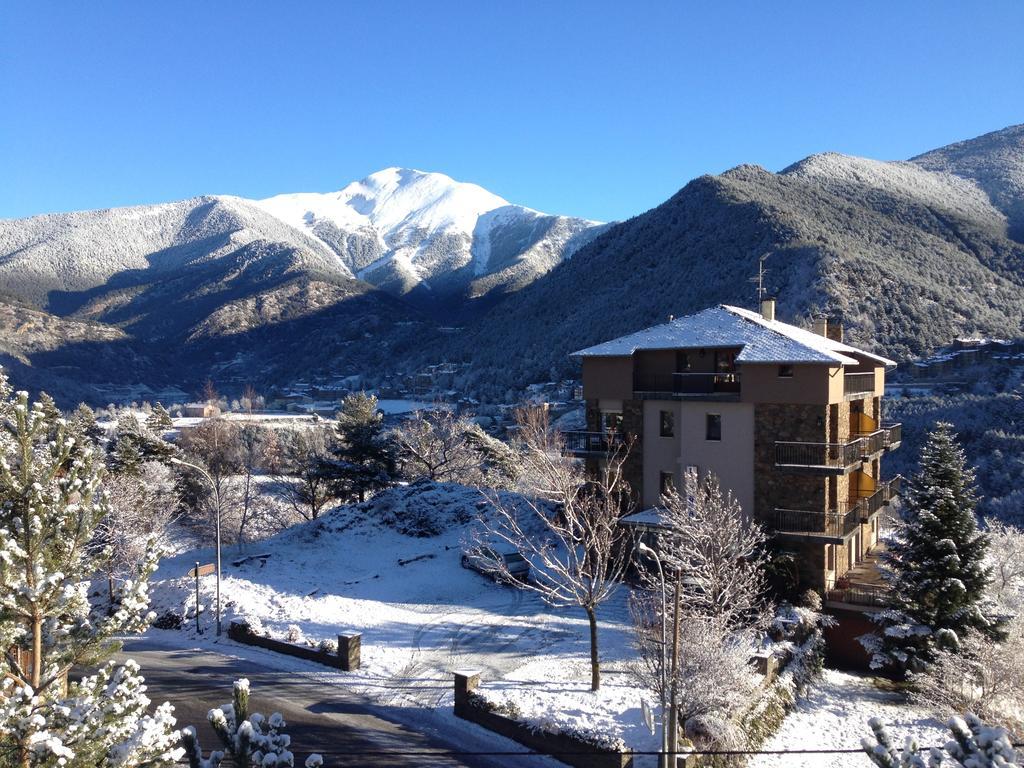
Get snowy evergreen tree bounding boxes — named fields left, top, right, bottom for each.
left=0, top=377, right=181, bottom=767
left=325, top=392, right=395, bottom=503
left=109, top=413, right=175, bottom=475
left=69, top=403, right=104, bottom=444
left=863, top=422, right=1003, bottom=673
left=180, top=678, right=323, bottom=768
left=146, top=402, right=174, bottom=433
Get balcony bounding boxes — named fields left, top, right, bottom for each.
left=560, top=430, right=624, bottom=457
left=844, top=371, right=876, bottom=397
left=774, top=440, right=864, bottom=472
left=633, top=372, right=741, bottom=400
left=883, top=422, right=902, bottom=450
left=772, top=504, right=862, bottom=540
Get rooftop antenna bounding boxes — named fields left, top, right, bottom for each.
left=749, top=253, right=770, bottom=304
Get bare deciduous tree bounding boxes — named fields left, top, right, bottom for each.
left=392, top=408, right=517, bottom=487
left=658, top=477, right=770, bottom=630
left=911, top=616, right=1024, bottom=734
left=631, top=473, right=771, bottom=753
left=95, top=461, right=179, bottom=602
left=475, top=405, right=633, bottom=691
left=272, top=427, right=336, bottom=522
left=985, top=519, right=1024, bottom=615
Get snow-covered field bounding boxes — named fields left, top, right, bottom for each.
left=750, top=670, right=946, bottom=768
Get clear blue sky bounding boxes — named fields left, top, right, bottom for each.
left=2, top=1, right=1022, bottom=222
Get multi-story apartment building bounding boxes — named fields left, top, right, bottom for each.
left=565, top=300, right=902, bottom=593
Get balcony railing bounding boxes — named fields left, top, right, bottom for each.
left=883, top=422, right=902, bottom=448
left=775, top=440, right=864, bottom=469
left=844, top=372, right=876, bottom=396
left=856, top=429, right=888, bottom=457
left=773, top=505, right=862, bottom=538
left=560, top=430, right=624, bottom=456
left=857, top=487, right=887, bottom=519
left=882, top=474, right=903, bottom=503
left=633, top=372, right=741, bottom=397
left=826, top=583, right=890, bottom=607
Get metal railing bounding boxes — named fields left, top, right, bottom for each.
left=883, top=475, right=903, bottom=503
left=857, top=487, right=887, bottom=519
left=560, top=430, right=624, bottom=455
left=826, top=583, right=890, bottom=607
left=773, top=505, right=862, bottom=538
left=856, top=429, right=887, bottom=457
left=775, top=440, right=864, bottom=469
left=883, top=422, right=902, bottom=448
left=633, top=372, right=741, bottom=396
left=844, top=372, right=876, bottom=396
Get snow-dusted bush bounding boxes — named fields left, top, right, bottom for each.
left=181, top=677, right=323, bottom=768
left=910, top=616, right=1024, bottom=733
left=285, top=624, right=304, bottom=643
left=317, top=638, right=338, bottom=654
left=862, top=712, right=1020, bottom=767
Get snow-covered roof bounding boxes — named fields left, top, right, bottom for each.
left=571, top=305, right=895, bottom=367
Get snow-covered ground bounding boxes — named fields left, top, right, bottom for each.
left=750, top=669, right=946, bottom=768
left=148, top=482, right=652, bottom=751
left=146, top=482, right=947, bottom=764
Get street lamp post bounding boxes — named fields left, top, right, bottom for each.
left=637, top=540, right=668, bottom=768
left=171, top=457, right=223, bottom=636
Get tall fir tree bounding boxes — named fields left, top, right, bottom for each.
left=0, top=374, right=181, bottom=767
left=326, top=392, right=395, bottom=503
left=146, top=402, right=174, bottom=433
left=863, top=422, right=1003, bottom=672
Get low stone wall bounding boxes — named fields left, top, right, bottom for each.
left=453, top=671, right=633, bottom=768
left=228, top=621, right=361, bottom=671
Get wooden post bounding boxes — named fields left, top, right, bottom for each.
left=194, top=561, right=202, bottom=634
left=338, top=633, right=361, bottom=671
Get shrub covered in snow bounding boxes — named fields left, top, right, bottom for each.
left=862, top=712, right=1020, bottom=768
left=181, top=677, right=323, bottom=768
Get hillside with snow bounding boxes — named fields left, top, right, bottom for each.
left=430, top=125, right=1024, bottom=400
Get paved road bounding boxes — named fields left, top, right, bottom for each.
left=118, top=639, right=557, bottom=768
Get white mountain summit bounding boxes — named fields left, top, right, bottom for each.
left=256, top=167, right=606, bottom=304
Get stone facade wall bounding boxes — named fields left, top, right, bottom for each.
left=753, top=402, right=829, bottom=522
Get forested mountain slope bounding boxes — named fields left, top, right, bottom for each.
left=438, top=128, right=1024, bottom=399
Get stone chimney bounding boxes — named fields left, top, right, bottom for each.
left=812, top=318, right=828, bottom=337
left=760, top=298, right=776, bottom=322
left=826, top=319, right=843, bottom=342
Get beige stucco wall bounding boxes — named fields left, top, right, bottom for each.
left=581, top=357, right=634, bottom=401
left=641, top=400, right=755, bottom=516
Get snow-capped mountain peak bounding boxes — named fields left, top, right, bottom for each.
left=257, top=167, right=514, bottom=239
left=254, top=168, right=605, bottom=305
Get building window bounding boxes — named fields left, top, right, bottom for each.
left=826, top=545, right=835, bottom=571
left=705, top=413, right=722, bottom=441
left=659, top=410, right=674, bottom=437
left=660, top=471, right=675, bottom=497
left=603, top=412, right=622, bottom=432
left=778, top=364, right=794, bottom=378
